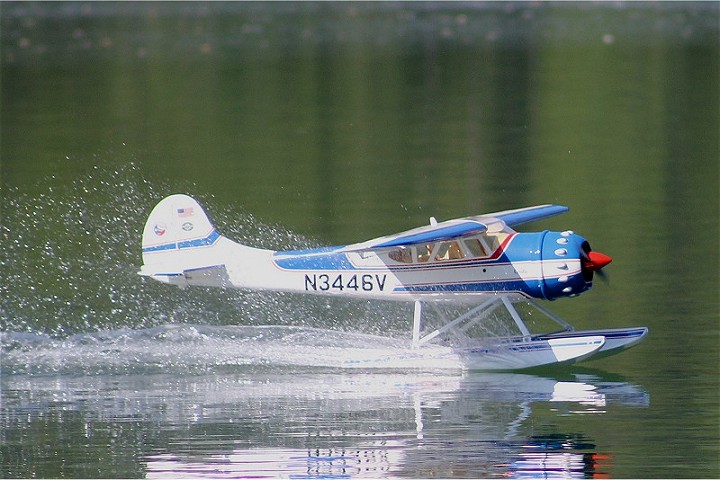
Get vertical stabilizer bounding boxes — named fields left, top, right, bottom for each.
left=140, top=194, right=230, bottom=287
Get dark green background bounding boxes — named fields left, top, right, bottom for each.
left=1, top=2, right=718, bottom=477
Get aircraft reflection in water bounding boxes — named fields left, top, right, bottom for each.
left=1, top=370, right=647, bottom=478
left=140, top=372, right=647, bottom=478
left=506, top=433, right=614, bottom=479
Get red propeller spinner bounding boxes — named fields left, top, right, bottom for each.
left=583, top=251, right=613, bottom=272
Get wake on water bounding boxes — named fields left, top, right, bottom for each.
left=1, top=158, right=463, bottom=374
left=2, top=325, right=463, bottom=375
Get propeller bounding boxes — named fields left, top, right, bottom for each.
left=581, top=247, right=612, bottom=283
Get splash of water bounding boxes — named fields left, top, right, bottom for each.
left=2, top=324, right=463, bottom=375
left=2, top=159, right=377, bottom=334
left=1, top=155, right=431, bottom=372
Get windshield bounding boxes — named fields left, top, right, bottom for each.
left=387, top=233, right=509, bottom=264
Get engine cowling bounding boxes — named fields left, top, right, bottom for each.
left=538, top=230, right=611, bottom=300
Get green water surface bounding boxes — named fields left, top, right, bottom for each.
left=1, top=2, right=718, bottom=478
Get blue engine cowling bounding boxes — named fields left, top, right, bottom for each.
left=538, top=230, right=596, bottom=300
left=509, top=230, right=602, bottom=300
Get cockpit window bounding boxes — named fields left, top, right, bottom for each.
left=463, top=233, right=509, bottom=258
left=387, top=234, right=508, bottom=265
left=463, top=238, right=489, bottom=257
left=417, top=243, right=434, bottom=262
left=435, top=241, right=464, bottom=261
left=388, top=247, right=412, bottom=263
left=485, top=233, right=509, bottom=253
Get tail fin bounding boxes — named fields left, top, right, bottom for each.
left=139, top=194, right=232, bottom=288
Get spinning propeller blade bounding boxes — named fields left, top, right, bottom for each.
left=596, top=268, right=610, bottom=283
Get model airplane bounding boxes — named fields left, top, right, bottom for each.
left=140, top=194, right=647, bottom=370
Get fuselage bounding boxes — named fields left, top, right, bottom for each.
left=149, top=228, right=596, bottom=302
left=139, top=194, right=606, bottom=302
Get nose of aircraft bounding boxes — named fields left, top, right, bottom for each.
left=538, top=232, right=612, bottom=299
left=582, top=251, right=612, bottom=272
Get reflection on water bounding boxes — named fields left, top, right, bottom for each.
left=508, top=434, right=611, bottom=479
left=1, top=369, right=647, bottom=478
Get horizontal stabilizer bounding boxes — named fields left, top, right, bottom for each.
left=140, top=264, right=230, bottom=288
left=183, top=264, right=231, bottom=287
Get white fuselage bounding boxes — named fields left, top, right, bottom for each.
left=143, top=231, right=585, bottom=302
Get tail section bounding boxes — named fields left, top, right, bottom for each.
left=140, top=194, right=233, bottom=288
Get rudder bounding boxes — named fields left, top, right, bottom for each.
left=140, top=194, right=228, bottom=286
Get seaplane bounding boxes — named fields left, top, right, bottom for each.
left=139, top=194, right=647, bottom=370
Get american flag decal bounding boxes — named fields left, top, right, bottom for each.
left=177, top=207, right=194, bottom=217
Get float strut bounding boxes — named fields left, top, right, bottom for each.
left=412, top=300, right=423, bottom=349
left=501, top=295, right=532, bottom=340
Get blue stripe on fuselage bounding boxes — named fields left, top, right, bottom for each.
left=393, top=279, right=540, bottom=297
left=178, top=229, right=221, bottom=249
left=273, top=250, right=357, bottom=270
left=276, top=246, right=346, bottom=256
left=142, top=229, right=221, bottom=254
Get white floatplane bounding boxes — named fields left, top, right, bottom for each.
left=139, top=194, right=647, bottom=370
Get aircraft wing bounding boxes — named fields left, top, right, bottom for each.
left=338, top=204, right=567, bottom=253
left=282, top=204, right=568, bottom=257
left=477, top=204, right=569, bottom=227
left=369, top=220, right=489, bottom=248
left=330, top=219, right=487, bottom=254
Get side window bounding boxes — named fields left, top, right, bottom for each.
left=485, top=233, right=509, bottom=254
left=448, top=241, right=464, bottom=260
left=388, top=247, right=412, bottom=263
left=417, top=243, right=434, bottom=262
left=463, top=238, right=489, bottom=258
left=435, top=241, right=464, bottom=261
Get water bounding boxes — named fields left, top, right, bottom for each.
left=3, top=368, right=649, bottom=478
left=1, top=2, right=718, bottom=478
